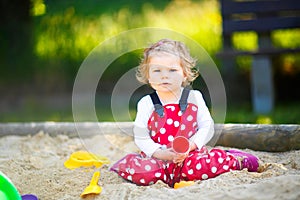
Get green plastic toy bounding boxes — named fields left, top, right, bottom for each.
left=0, top=171, right=22, bottom=200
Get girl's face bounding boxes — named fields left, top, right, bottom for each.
left=148, top=53, right=186, bottom=94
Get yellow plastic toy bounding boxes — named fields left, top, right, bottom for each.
left=64, top=151, right=110, bottom=169
left=80, top=171, right=102, bottom=198
left=174, top=181, right=195, bottom=189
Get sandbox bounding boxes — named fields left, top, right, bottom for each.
left=0, top=122, right=299, bottom=200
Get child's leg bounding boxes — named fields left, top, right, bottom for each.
left=110, top=153, right=167, bottom=186
left=227, top=149, right=261, bottom=172
left=180, top=148, right=239, bottom=181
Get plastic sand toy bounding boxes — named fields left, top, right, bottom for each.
left=174, top=181, right=195, bottom=189
left=0, top=171, right=22, bottom=200
left=80, top=171, right=102, bottom=198
left=21, top=194, right=38, bottom=200
left=172, top=136, right=190, bottom=154
left=0, top=171, right=38, bottom=200
left=64, top=151, right=110, bottom=169
left=64, top=151, right=110, bottom=198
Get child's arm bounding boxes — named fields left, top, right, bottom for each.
left=134, top=125, right=162, bottom=157
left=134, top=125, right=177, bottom=162
left=134, top=96, right=164, bottom=157
left=189, top=141, right=197, bottom=151
left=189, top=90, right=215, bottom=149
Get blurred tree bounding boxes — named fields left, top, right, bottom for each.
left=0, top=0, right=33, bottom=83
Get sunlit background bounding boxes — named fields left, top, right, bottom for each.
left=1, top=0, right=299, bottom=123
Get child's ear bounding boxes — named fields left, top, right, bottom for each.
left=182, top=77, right=187, bottom=86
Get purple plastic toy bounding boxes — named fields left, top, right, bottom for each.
left=21, top=194, right=38, bottom=200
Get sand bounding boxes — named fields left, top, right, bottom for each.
left=0, top=131, right=300, bottom=200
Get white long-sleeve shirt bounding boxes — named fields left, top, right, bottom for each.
left=134, top=89, right=214, bottom=157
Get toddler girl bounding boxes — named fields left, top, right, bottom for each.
left=110, top=38, right=261, bottom=187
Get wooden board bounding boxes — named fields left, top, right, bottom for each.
left=0, top=122, right=299, bottom=152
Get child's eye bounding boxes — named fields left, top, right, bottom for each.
left=170, top=68, right=178, bottom=72
left=153, top=69, right=160, bottom=72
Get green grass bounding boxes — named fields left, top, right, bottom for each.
left=1, top=102, right=299, bottom=124
left=225, top=102, right=300, bottom=124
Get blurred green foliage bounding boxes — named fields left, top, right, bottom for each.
left=31, top=1, right=300, bottom=89
left=1, top=0, right=299, bottom=123
left=34, top=0, right=221, bottom=61
left=32, top=0, right=300, bottom=67
left=28, top=0, right=300, bottom=89
left=0, top=0, right=297, bottom=83
left=1, top=102, right=300, bottom=124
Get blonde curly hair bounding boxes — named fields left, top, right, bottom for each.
left=136, top=38, right=199, bottom=86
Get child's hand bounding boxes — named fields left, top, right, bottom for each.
left=173, top=152, right=188, bottom=165
left=173, top=141, right=197, bottom=165
left=153, top=148, right=177, bottom=161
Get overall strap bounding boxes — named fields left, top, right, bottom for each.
left=179, top=86, right=191, bottom=113
left=150, top=92, right=164, bottom=117
left=150, top=87, right=191, bottom=117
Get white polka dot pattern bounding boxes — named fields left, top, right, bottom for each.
left=160, top=128, right=166, bottom=134
left=111, top=100, right=240, bottom=186
left=179, top=149, right=239, bottom=181
left=201, top=174, right=208, bottom=180
left=178, top=110, right=182, bottom=116
left=218, top=158, right=224, bottom=164
left=187, top=115, right=193, bottom=121
left=211, top=166, right=217, bottom=173
left=196, top=163, right=201, bottom=170
left=147, top=103, right=198, bottom=146
left=223, top=165, right=229, bottom=170
left=151, top=130, right=156, bottom=137
left=187, top=160, right=192, bottom=166
left=145, top=165, right=151, bottom=171
left=192, top=106, right=197, bottom=111
left=112, top=148, right=239, bottom=186
left=174, top=121, right=179, bottom=127
left=167, top=118, right=173, bottom=125
left=127, top=175, right=132, bottom=181
left=168, top=135, right=174, bottom=142
left=180, top=124, right=186, bottom=130
left=166, top=105, right=175, bottom=111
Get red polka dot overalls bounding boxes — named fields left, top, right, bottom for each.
left=111, top=88, right=239, bottom=187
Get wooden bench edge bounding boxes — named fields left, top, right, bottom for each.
left=0, top=122, right=299, bottom=152
left=216, top=48, right=300, bottom=58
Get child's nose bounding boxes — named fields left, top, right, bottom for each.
left=161, top=70, right=169, bottom=78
